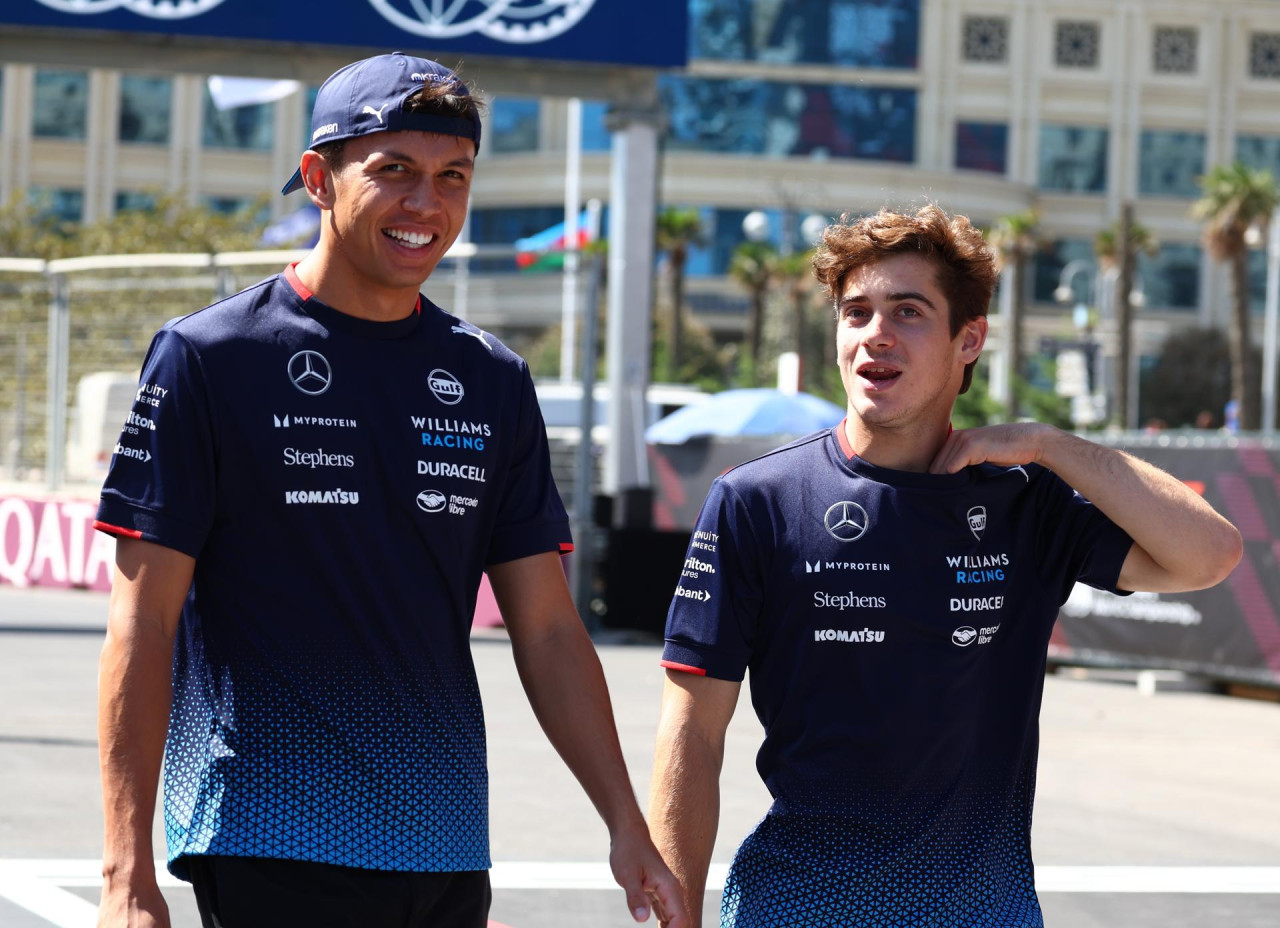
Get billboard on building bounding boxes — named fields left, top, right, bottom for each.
left=0, top=1, right=688, bottom=69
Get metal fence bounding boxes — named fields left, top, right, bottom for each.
left=0, top=247, right=591, bottom=492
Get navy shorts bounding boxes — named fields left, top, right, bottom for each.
left=186, top=855, right=491, bottom=928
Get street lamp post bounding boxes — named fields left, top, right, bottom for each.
left=1264, top=211, right=1280, bottom=437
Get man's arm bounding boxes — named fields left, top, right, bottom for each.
left=929, top=423, right=1243, bottom=592
left=487, top=553, right=687, bottom=928
left=97, top=538, right=194, bottom=928
left=648, top=671, right=740, bottom=928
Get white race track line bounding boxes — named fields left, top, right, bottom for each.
left=1, top=860, right=1278, bottom=927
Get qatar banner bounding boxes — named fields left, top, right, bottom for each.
left=649, top=436, right=1280, bottom=687
left=0, top=493, right=116, bottom=592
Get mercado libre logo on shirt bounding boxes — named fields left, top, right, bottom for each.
left=428, top=369, right=464, bottom=405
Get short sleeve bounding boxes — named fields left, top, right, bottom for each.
left=485, top=364, right=571, bottom=565
left=661, top=478, right=764, bottom=682
left=94, top=327, right=217, bottom=558
left=1033, top=469, right=1134, bottom=603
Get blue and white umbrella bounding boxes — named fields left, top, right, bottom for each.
left=645, top=388, right=845, bottom=444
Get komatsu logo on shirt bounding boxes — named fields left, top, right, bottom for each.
left=814, top=628, right=885, bottom=643
left=417, top=460, right=486, bottom=482
left=284, top=488, right=359, bottom=505
left=813, top=591, right=887, bottom=610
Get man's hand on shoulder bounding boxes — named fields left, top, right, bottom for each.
left=609, top=817, right=690, bottom=928
left=930, top=422, right=1056, bottom=475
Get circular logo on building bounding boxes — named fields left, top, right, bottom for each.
left=287, top=350, right=332, bottom=396
left=365, top=0, right=597, bottom=44
left=416, top=489, right=447, bottom=513
left=427, top=368, right=465, bottom=405
left=34, top=0, right=229, bottom=19
left=952, top=626, right=978, bottom=647
left=823, top=501, right=870, bottom=543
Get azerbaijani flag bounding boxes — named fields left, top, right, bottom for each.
left=515, top=210, right=594, bottom=271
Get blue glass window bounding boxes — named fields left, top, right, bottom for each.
left=690, top=0, right=920, bottom=69
left=469, top=206, right=567, bottom=273
left=580, top=100, right=612, bottom=152
left=302, top=85, right=321, bottom=149
left=202, top=89, right=274, bottom=151
left=1236, top=134, right=1280, bottom=177
left=115, top=191, right=158, bottom=213
left=661, top=77, right=916, bottom=163
left=955, top=121, right=1007, bottom=174
left=1038, top=125, right=1108, bottom=193
left=33, top=69, right=88, bottom=139
left=491, top=98, right=540, bottom=153
left=29, top=187, right=84, bottom=224
left=119, top=75, right=171, bottom=145
left=1139, top=131, right=1206, bottom=198
left=1138, top=243, right=1200, bottom=310
left=1033, top=239, right=1094, bottom=303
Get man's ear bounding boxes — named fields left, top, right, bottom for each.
left=300, top=150, right=337, bottom=211
left=959, top=315, right=987, bottom=364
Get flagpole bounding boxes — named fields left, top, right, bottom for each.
left=560, top=99, right=583, bottom=383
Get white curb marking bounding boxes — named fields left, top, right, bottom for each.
left=0, top=860, right=1277, bottom=927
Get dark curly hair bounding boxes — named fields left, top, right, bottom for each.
left=811, top=205, right=997, bottom=394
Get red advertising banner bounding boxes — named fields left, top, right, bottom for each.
left=0, top=492, right=115, bottom=592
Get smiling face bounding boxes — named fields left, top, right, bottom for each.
left=836, top=252, right=986, bottom=437
left=302, top=130, right=474, bottom=314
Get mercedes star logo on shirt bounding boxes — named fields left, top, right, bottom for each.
left=824, top=500, right=870, bottom=542
left=288, top=350, right=332, bottom=396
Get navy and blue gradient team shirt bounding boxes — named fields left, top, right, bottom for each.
left=662, top=425, right=1134, bottom=928
left=95, top=267, right=570, bottom=878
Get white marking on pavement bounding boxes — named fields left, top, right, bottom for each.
left=1, top=860, right=1279, bottom=926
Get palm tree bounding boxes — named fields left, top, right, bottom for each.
left=1192, top=162, right=1280, bottom=430
left=774, top=248, right=819, bottom=391
left=1094, top=209, right=1158, bottom=429
left=729, top=240, right=779, bottom=384
left=987, top=211, right=1039, bottom=420
left=655, top=207, right=704, bottom=380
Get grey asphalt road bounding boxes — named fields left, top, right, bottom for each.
left=1, top=585, right=1278, bottom=927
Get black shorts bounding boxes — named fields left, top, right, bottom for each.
left=186, top=856, right=492, bottom=928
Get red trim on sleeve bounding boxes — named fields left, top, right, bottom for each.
left=558, top=542, right=575, bottom=555
left=93, top=520, right=142, bottom=539
left=660, top=660, right=707, bottom=676
left=284, top=263, right=313, bottom=301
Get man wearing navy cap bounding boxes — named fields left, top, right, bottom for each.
left=94, top=53, right=684, bottom=928
left=647, top=205, right=1242, bottom=926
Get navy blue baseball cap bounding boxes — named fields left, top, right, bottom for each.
left=282, top=52, right=482, bottom=195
